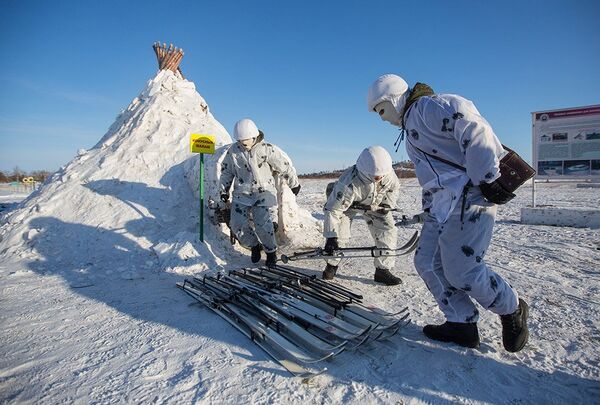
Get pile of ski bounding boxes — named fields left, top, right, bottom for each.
left=177, top=265, right=410, bottom=382
left=280, top=230, right=419, bottom=264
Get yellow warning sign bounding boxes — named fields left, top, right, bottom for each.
left=190, top=134, right=216, bottom=154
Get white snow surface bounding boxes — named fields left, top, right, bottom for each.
left=1, top=71, right=599, bottom=404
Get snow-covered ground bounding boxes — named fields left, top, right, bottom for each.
left=1, top=69, right=599, bottom=404
left=0, top=190, right=29, bottom=215
left=1, top=179, right=599, bottom=404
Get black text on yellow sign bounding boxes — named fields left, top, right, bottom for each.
left=190, top=134, right=216, bottom=154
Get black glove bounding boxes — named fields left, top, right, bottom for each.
left=291, top=185, right=301, bottom=196
left=413, top=212, right=427, bottom=223
left=375, top=203, right=392, bottom=214
left=479, top=180, right=515, bottom=205
left=215, top=206, right=231, bottom=224
left=220, top=193, right=229, bottom=203
left=324, top=237, right=339, bottom=255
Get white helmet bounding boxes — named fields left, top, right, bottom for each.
left=233, top=118, right=260, bottom=141
left=356, top=146, right=393, bottom=177
left=367, top=74, right=409, bottom=114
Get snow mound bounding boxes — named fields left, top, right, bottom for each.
left=276, top=184, right=323, bottom=249
left=0, top=70, right=231, bottom=269
left=0, top=69, right=321, bottom=273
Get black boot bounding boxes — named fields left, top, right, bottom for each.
left=265, top=251, right=277, bottom=268
left=322, top=264, right=338, bottom=280
left=374, top=268, right=402, bottom=285
left=251, top=245, right=262, bottom=263
left=423, top=322, right=480, bottom=348
left=500, top=298, right=529, bottom=353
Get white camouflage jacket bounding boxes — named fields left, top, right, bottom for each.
left=220, top=139, right=299, bottom=207
left=403, top=94, right=505, bottom=223
left=324, top=166, right=400, bottom=238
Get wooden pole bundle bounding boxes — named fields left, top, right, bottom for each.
left=153, top=42, right=185, bottom=79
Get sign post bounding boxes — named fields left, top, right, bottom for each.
left=190, top=134, right=216, bottom=242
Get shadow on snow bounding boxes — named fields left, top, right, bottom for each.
left=22, top=168, right=599, bottom=403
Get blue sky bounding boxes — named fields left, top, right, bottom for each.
left=1, top=0, right=598, bottom=174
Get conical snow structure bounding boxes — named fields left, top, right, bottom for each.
left=0, top=66, right=321, bottom=279
left=0, top=69, right=233, bottom=276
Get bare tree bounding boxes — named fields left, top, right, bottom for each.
left=11, top=166, right=23, bottom=181
left=31, top=170, right=51, bottom=182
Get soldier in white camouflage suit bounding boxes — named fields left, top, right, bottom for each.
left=220, top=118, right=301, bottom=267
left=367, top=74, right=528, bottom=352
left=323, top=146, right=402, bottom=286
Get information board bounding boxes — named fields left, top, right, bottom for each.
left=532, top=105, right=600, bottom=179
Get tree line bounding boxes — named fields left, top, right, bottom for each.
left=0, top=167, right=51, bottom=183
left=299, top=160, right=416, bottom=179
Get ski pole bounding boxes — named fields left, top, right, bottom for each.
left=349, top=203, right=402, bottom=214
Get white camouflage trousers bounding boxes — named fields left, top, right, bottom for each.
left=414, top=187, right=519, bottom=323
left=327, top=210, right=398, bottom=270
left=230, top=201, right=277, bottom=253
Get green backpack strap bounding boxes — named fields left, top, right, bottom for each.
left=325, top=181, right=336, bottom=199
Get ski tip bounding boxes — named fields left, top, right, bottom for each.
left=299, top=367, right=327, bottom=383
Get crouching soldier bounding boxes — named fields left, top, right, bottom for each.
left=220, top=118, right=301, bottom=267
left=323, top=146, right=402, bottom=285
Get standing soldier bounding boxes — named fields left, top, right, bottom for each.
left=366, top=74, right=528, bottom=352
left=220, top=118, right=301, bottom=267
left=323, top=146, right=402, bottom=286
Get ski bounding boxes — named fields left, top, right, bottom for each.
left=232, top=266, right=411, bottom=333
left=192, top=275, right=368, bottom=341
left=348, top=203, right=425, bottom=227
left=243, top=265, right=410, bottom=326
left=297, top=291, right=407, bottom=331
left=253, top=266, right=362, bottom=302
left=183, top=279, right=338, bottom=364
left=281, top=230, right=419, bottom=263
left=278, top=294, right=370, bottom=335
left=269, top=279, right=408, bottom=333
left=239, top=293, right=349, bottom=355
left=225, top=300, right=339, bottom=364
left=196, top=276, right=349, bottom=356
left=177, top=256, right=413, bottom=380
left=266, top=264, right=363, bottom=300
left=344, top=303, right=409, bottom=326
left=225, top=269, right=357, bottom=324
left=177, top=281, right=325, bottom=381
